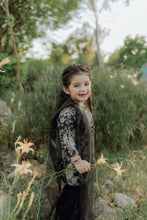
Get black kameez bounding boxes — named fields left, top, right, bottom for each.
left=49, top=99, right=95, bottom=220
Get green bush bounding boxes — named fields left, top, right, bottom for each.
left=1, top=64, right=147, bottom=151
left=108, top=35, right=147, bottom=69
left=25, top=66, right=147, bottom=149
left=0, top=89, right=29, bottom=148
left=24, top=66, right=62, bottom=141
left=24, top=59, right=54, bottom=90
left=93, top=68, right=147, bottom=150
left=0, top=53, right=27, bottom=94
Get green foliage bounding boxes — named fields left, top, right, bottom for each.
left=0, top=0, right=80, bottom=55
left=49, top=43, right=72, bottom=65
left=0, top=89, right=27, bottom=148
left=0, top=54, right=16, bottom=90
left=24, top=59, right=50, bottom=90
left=48, top=23, right=107, bottom=66
left=97, top=144, right=147, bottom=219
left=0, top=53, right=27, bottom=93
left=93, top=68, right=147, bottom=150
left=1, top=64, right=147, bottom=150
left=108, top=35, right=147, bottom=69
left=25, top=66, right=61, bottom=140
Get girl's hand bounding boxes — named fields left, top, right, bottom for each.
left=73, top=160, right=91, bottom=174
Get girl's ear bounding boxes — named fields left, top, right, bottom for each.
left=62, top=86, right=70, bottom=95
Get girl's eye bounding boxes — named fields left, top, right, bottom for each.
left=85, top=83, right=89, bottom=86
left=74, top=85, right=79, bottom=87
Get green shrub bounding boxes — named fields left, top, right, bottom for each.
left=0, top=53, right=27, bottom=94
left=0, top=89, right=29, bottom=148
left=25, top=66, right=147, bottom=149
left=24, top=66, right=62, bottom=141
left=93, top=68, right=147, bottom=150
left=1, top=64, right=147, bottom=151
left=24, top=59, right=55, bottom=90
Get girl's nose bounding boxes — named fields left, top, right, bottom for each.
left=81, top=85, right=86, bottom=91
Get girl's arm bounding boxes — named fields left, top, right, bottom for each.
left=71, top=155, right=91, bottom=174
left=57, top=107, right=90, bottom=174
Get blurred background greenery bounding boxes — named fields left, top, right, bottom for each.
left=0, top=59, right=146, bottom=151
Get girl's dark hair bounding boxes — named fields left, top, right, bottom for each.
left=56, top=64, right=92, bottom=112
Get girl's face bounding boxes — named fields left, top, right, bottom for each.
left=63, top=73, right=91, bottom=106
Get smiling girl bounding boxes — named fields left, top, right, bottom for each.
left=50, top=64, right=96, bottom=220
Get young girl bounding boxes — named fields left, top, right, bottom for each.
left=50, top=64, right=96, bottom=220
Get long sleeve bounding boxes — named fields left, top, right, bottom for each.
left=56, top=104, right=95, bottom=186
left=56, top=107, right=79, bottom=165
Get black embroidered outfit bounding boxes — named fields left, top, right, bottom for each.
left=50, top=99, right=95, bottom=220
left=56, top=105, right=95, bottom=186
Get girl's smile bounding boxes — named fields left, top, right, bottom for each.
left=63, top=73, right=91, bottom=106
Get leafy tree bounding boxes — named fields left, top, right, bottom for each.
left=80, top=0, right=132, bottom=70
left=49, top=22, right=108, bottom=66
left=108, top=35, right=147, bottom=69
left=0, top=0, right=80, bottom=56
left=49, top=43, right=72, bottom=65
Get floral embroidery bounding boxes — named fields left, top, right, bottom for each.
left=57, top=105, right=94, bottom=186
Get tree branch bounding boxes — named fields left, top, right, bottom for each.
left=5, top=0, right=26, bottom=107
left=90, top=0, right=104, bottom=71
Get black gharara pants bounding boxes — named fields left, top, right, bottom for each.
left=54, top=184, right=92, bottom=220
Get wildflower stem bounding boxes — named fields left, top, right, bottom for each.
left=15, top=191, right=27, bottom=216
left=8, top=173, right=20, bottom=196
left=22, top=192, right=34, bottom=220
